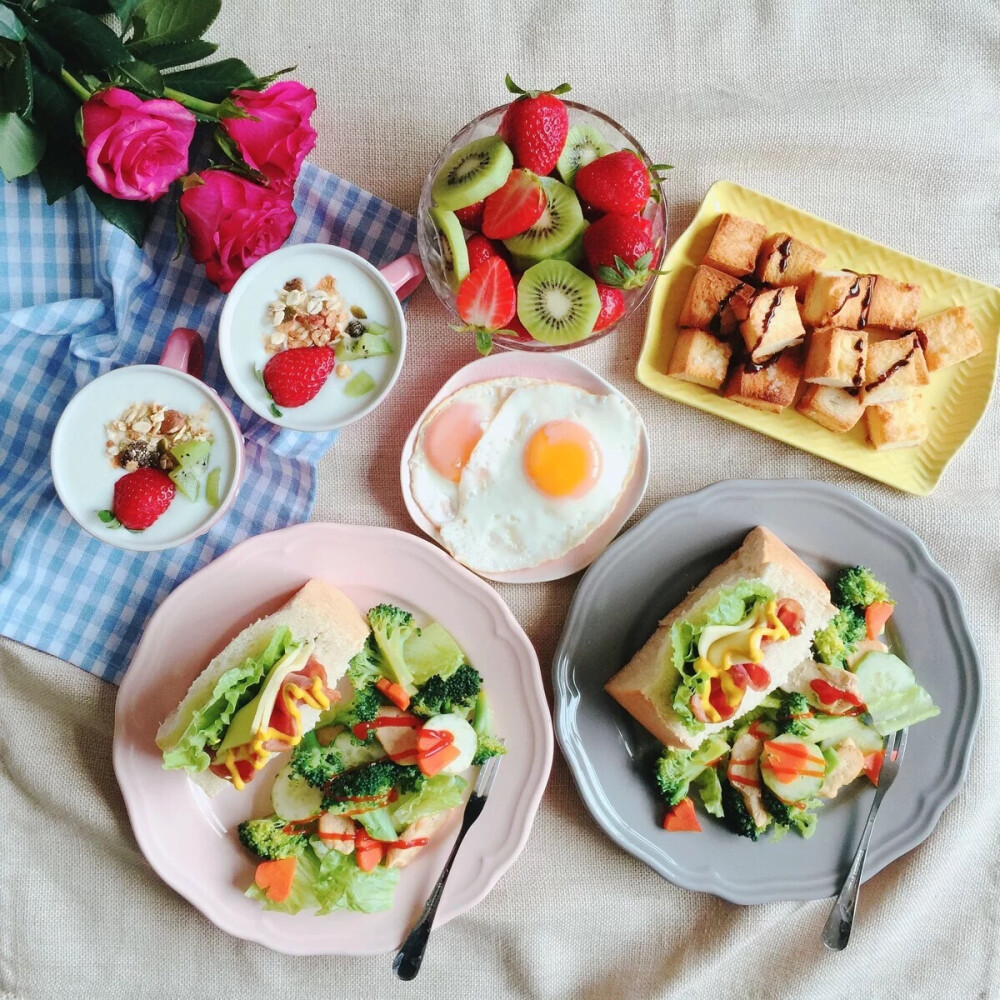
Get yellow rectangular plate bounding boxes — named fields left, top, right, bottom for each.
left=637, top=181, right=999, bottom=494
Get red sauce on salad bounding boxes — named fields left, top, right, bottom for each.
left=351, top=715, right=421, bottom=741
left=809, top=679, right=864, bottom=707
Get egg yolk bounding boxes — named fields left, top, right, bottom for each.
left=523, top=420, right=601, bottom=498
left=424, top=402, right=486, bottom=483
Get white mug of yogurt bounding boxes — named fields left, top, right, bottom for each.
left=218, top=244, right=424, bottom=432
left=51, top=328, right=245, bottom=552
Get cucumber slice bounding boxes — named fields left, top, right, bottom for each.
left=421, top=713, right=478, bottom=775
left=205, top=467, right=221, bottom=508
left=331, top=731, right=385, bottom=770
left=811, top=714, right=885, bottom=754
left=271, top=761, right=323, bottom=820
left=854, top=652, right=940, bottom=735
left=760, top=733, right=826, bottom=805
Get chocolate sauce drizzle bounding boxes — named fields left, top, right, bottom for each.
left=858, top=275, right=876, bottom=329
left=830, top=276, right=861, bottom=319
left=863, top=338, right=917, bottom=394
left=776, top=236, right=793, bottom=274
left=847, top=337, right=866, bottom=396
left=709, top=281, right=749, bottom=336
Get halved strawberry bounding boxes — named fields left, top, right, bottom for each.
left=593, top=284, right=626, bottom=332
left=481, top=169, right=546, bottom=240
left=455, top=201, right=484, bottom=230
left=466, top=233, right=506, bottom=270
left=455, top=257, right=517, bottom=354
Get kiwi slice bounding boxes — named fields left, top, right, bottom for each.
left=509, top=224, right=587, bottom=272
left=206, top=467, right=222, bottom=508
left=429, top=207, right=470, bottom=292
left=169, top=439, right=211, bottom=470
left=516, top=259, right=601, bottom=345
left=169, top=466, right=200, bottom=502
left=503, top=177, right=584, bottom=264
left=431, top=136, right=513, bottom=211
left=556, top=125, right=614, bottom=185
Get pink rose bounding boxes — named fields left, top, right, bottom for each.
left=81, top=88, right=195, bottom=201
left=221, top=81, right=317, bottom=193
left=180, top=170, right=296, bottom=292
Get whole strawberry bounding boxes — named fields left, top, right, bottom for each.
left=575, top=150, right=651, bottom=215
left=496, top=75, right=571, bottom=176
left=108, top=468, right=176, bottom=531
left=583, top=214, right=659, bottom=290
left=263, top=345, right=335, bottom=408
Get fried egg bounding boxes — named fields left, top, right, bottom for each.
left=436, top=382, right=641, bottom=572
left=409, top=378, right=541, bottom=527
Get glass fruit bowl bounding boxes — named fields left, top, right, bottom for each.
left=417, top=101, right=668, bottom=353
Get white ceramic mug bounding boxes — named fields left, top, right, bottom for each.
left=218, top=245, right=425, bottom=433
left=51, top=328, right=245, bottom=552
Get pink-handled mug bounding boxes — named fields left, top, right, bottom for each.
left=50, top=329, right=246, bottom=552
left=218, top=244, right=425, bottom=433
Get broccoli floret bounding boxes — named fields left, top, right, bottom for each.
left=237, top=816, right=307, bottom=859
left=772, top=690, right=813, bottom=738
left=289, top=731, right=345, bottom=788
left=760, top=784, right=818, bottom=839
left=395, top=764, right=426, bottom=795
left=812, top=607, right=867, bottom=667
left=719, top=776, right=766, bottom=841
left=321, top=759, right=405, bottom=812
left=347, top=635, right=384, bottom=690
left=834, top=567, right=893, bottom=610
left=470, top=690, right=507, bottom=766
left=654, top=735, right=729, bottom=806
left=331, top=686, right=382, bottom=744
left=410, top=663, right=482, bottom=718
left=368, top=604, right=419, bottom=694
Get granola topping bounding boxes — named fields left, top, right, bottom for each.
left=265, top=274, right=351, bottom=354
left=105, top=401, right=211, bottom=470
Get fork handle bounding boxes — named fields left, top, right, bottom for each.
left=393, top=798, right=484, bottom=981
left=822, top=792, right=882, bottom=950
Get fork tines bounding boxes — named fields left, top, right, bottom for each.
left=473, top=752, right=503, bottom=798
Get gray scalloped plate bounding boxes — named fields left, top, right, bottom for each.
left=552, top=480, right=982, bottom=904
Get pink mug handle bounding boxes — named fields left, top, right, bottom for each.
left=379, top=253, right=425, bottom=301
left=159, top=327, right=205, bottom=380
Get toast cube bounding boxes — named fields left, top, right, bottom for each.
left=866, top=275, right=922, bottom=329
left=915, top=305, right=983, bottom=370
left=703, top=213, right=767, bottom=277
left=740, top=287, right=806, bottom=363
left=677, top=265, right=754, bottom=335
left=802, top=271, right=872, bottom=328
left=668, top=328, right=732, bottom=390
left=860, top=333, right=930, bottom=406
left=724, top=348, right=803, bottom=413
left=796, top=384, right=865, bottom=433
left=755, top=233, right=827, bottom=297
left=803, top=327, right=868, bottom=388
left=866, top=394, right=929, bottom=450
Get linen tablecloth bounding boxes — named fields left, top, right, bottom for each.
left=2, top=3, right=998, bottom=998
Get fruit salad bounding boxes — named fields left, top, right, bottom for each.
left=99, top=401, right=221, bottom=531
left=256, top=275, right=393, bottom=415
left=419, top=76, right=669, bottom=354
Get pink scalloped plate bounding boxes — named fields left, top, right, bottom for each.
left=113, top=523, right=552, bottom=955
left=400, top=353, right=650, bottom=583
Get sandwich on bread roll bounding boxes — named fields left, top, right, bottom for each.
left=156, top=579, right=369, bottom=795
left=605, top=527, right=836, bottom=750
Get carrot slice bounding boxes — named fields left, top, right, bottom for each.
left=354, top=831, right=385, bottom=872
left=863, top=750, right=885, bottom=785
left=254, top=857, right=297, bottom=903
left=418, top=742, right=461, bottom=777
left=376, top=677, right=411, bottom=711
left=663, top=797, right=702, bottom=832
left=865, top=601, right=894, bottom=640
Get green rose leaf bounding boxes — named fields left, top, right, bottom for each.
left=0, top=44, right=31, bottom=116
left=84, top=180, right=153, bottom=245
left=23, top=25, right=64, bottom=72
left=143, top=38, right=217, bottom=69
left=30, top=67, right=79, bottom=135
left=37, top=140, right=86, bottom=204
left=0, top=7, right=26, bottom=42
left=107, top=0, right=145, bottom=31
left=37, top=7, right=131, bottom=71
left=162, top=57, right=255, bottom=102
left=0, top=111, right=45, bottom=180
left=128, top=0, right=221, bottom=54
left=114, top=57, right=163, bottom=95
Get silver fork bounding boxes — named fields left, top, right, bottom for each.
left=822, top=727, right=908, bottom=950
left=393, top=753, right=503, bottom=980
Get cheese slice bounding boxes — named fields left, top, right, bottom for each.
left=215, top=640, right=314, bottom=754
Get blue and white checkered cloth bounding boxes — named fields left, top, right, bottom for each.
left=0, top=163, right=416, bottom=684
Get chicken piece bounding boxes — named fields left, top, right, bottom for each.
left=818, top=738, right=866, bottom=799
left=318, top=812, right=356, bottom=855
left=727, top=730, right=769, bottom=829
left=788, top=659, right=866, bottom=716
left=374, top=705, right=419, bottom=765
left=385, top=809, right=456, bottom=869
